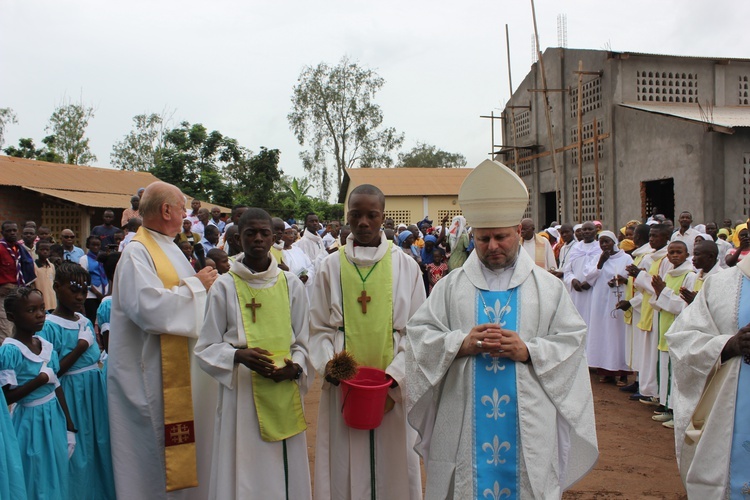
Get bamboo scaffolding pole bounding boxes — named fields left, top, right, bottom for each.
left=530, top=0, right=562, bottom=221
left=506, top=24, right=518, bottom=172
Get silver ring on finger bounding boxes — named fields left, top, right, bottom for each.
left=476, top=340, right=483, bottom=348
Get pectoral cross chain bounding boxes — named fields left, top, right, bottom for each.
left=357, top=289, right=371, bottom=314
left=246, top=298, right=262, bottom=322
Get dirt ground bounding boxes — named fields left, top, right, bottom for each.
left=303, top=374, right=687, bottom=499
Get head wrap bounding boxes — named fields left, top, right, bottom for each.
left=545, top=227, right=559, bottom=239
left=694, top=224, right=706, bottom=234
left=598, top=230, right=619, bottom=250
left=718, top=228, right=731, bottom=238
left=284, top=222, right=291, bottom=230
left=619, top=239, right=636, bottom=252
left=573, top=224, right=583, bottom=231
left=397, top=223, right=407, bottom=231
left=626, top=219, right=641, bottom=228
left=397, top=231, right=412, bottom=246
left=424, top=235, right=438, bottom=243
left=448, top=215, right=467, bottom=250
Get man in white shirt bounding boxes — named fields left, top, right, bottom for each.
left=671, top=211, right=700, bottom=255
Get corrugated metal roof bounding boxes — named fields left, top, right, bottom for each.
left=341, top=167, right=474, bottom=202
left=0, top=155, right=229, bottom=212
left=619, top=103, right=750, bottom=129
left=0, top=155, right=159, bottom=193
left=24, top=187, right=136, bottom=209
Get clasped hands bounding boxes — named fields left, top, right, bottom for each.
left=234, top=347, right=300, bottom=382
left=571, top=279, right=591, bottom=292
left=458, top=323, right=529, bottom=363
left=722, top=323, right=750, bottom=363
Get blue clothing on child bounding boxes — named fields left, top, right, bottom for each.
left=96, top=297, right=112, bottom=375
left=0, top=336, right=68, bottom=499
left=40, top=314, right=115, bottom=500
left=0, top=380, right=26, bottom=499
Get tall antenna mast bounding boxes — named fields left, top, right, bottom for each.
left=531, top=34, right=538, bottom=63
left=557, top=13, right=568, bottom=48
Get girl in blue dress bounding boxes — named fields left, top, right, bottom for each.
left=39, top=262, right=115, bottom=500
left=0, top=286, right=76, bottom=499
left=0, top=386, right=26, bottom=499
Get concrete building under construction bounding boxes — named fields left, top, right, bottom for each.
left=498, top=47, right=750, bottom=228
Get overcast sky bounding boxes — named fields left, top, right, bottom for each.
left=2, top=0, right=747, bottom=197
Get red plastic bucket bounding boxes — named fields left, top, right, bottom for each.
left=340, top=367, right=392, bottom=430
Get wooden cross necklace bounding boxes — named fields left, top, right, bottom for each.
left=353, top=262, right=380, bottom=314
left=242, top=278, right=273, bottom=323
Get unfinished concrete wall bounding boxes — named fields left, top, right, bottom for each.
left=613, top=107, right=707, bottom=224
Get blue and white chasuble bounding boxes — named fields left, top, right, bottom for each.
left=474, top=289, right=518, bottom=500
left=730, top=278, right=750, bottom=498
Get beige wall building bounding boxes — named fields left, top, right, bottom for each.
left=339, top=168, right=473, bottom=225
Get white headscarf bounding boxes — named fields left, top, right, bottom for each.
left=448, top=215, right=467, bottom=249
left=598, top=230, right=619, bottom=250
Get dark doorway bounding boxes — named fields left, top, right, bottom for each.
left=542, top=191, right=558, bottom=228
left=641, top=178, right=674, bottom=222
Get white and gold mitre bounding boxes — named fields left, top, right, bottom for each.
left=458, top=159, right=529, bottom=228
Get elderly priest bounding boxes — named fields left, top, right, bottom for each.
left=405, top=159, right=598, bottom=499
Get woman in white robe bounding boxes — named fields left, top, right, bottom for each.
left=584, top=231, right=633, bottom=380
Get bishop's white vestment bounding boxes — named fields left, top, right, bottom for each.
left=108, top=228, right=217, bottom=500
left=406, top=250, right=598, bottom=499
left=309, top=233, right=425, bottom=500
left=195, top=255, right=313, bottom=500
left=666, top=258, right=750, bottom=498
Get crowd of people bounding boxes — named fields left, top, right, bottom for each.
left=0, top=159, right=747, bottom=498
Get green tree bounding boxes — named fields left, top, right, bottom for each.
left=45, top=100, right=97, bottom=165
left=397, top=142, right=467, bottom=168
left=226, top=147, right=283, bottom=210
left=4, top=137, right=63, bottom=163
left=151, top=122, right=246, bottom=206
left=111, top=113, right=166, bottom=171
left=0, top=108, right=17, bottom=148
left=288, top=57, right=404, bottom=199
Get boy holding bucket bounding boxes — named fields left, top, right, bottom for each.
left=309, top=184, right=426, bottom=500
left=196, top=208, right=314, bottom=500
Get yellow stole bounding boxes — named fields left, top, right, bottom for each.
left=339, top=243, right=394, bottom=370
left=231, top=271, right=306, bottom=442
left=657, top=272, right=690, bottom=351
left=694, top=278, right=705, bottom=292
left=270, top=246, right=284, bottom=265
left=636, top=256, right=665, bottom=332
left=624, top=253, right=646, bottom=325
left=131, top=228, right=197, bottom=492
